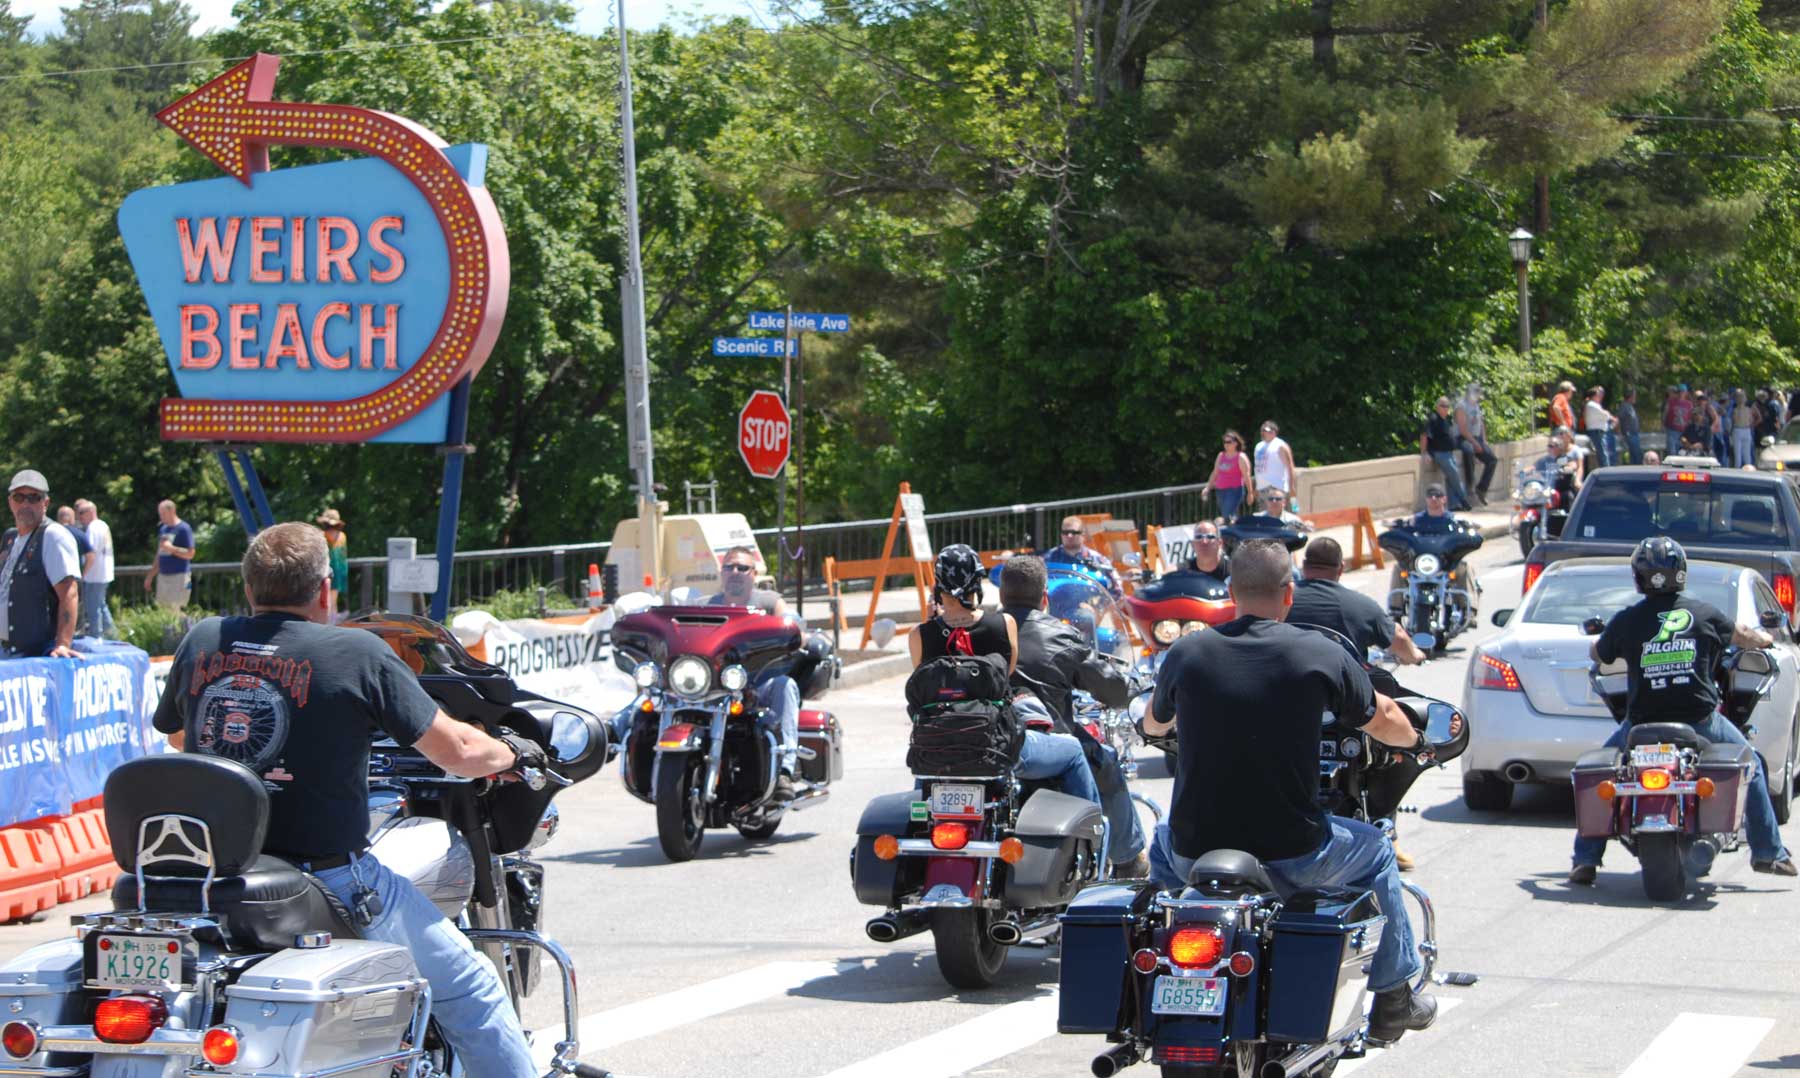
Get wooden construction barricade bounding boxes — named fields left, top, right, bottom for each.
left=1300, top=507, right=1385, bottom=570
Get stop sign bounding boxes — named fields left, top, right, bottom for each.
left=738, top=390, right=791, bottom=478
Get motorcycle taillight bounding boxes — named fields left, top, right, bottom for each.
left=94, top=995, right=167, bottom=1044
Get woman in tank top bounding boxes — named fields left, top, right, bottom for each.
left=1202, top=429, right=1252, bottom=521
left=909, top=544, right=1018, bottom=675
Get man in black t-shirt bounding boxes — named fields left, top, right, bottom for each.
left=1180, top=521, right=1230, bottom=584
left=1138, top=540, right=1439, bottom=1044
left=1570, top=536, right=1795, bottom=883
left=153, top=523, right=543, bottom=1075
left=1291, top=538, right=1424, bottom=665
left=1418, top=397, right=1472, bottom=510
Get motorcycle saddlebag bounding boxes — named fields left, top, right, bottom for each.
left=1265, top=888, right=1382, bottom=1045
left=1571, top=748, right=1623, bottom=838
left=851, top=791, right=924, bottom=907
left=1696, top=742, right=1755, bottom=835
left=1057, top=883, right=1152, bottom=1034
left=1005, top=789, right=1105, bottom=909
left=0, top=939, right=86, bottom=1069
left=799, top=709, right=843, bottom=784
left=220, top=939, right=423, bottom=1076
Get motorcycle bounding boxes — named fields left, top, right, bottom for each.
left=1056, top=633, right=1471, bottom=1077
left=611, top=604, right=842, bottom=861
left=0, top=613, right=613, bottom=1078
left=1571, top=622, right=1771, bottom=901
left=1220, top=515, right=1308, bottom=559
left=1511, top=462, right=1568, bottom=559
left=1379, top=518, right=1483, bottom=654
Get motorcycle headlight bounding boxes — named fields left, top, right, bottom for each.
left=633, top=661, right=661, bottom=689
left=1181, top=621, right=1207, bottom=635
left=1414, top=554, right=1441, bottom=575
left=668, top=656, right=712, bottom=697
left=549, top=711, right=594, bottom=764
left=1153, top=620, right=1181, bottom=645
left=1521, top=479, right=1546, bottom=500
left=720, top=664, right=749, bottom=692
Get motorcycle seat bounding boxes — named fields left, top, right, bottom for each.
left=1185, top=849, right=1277, bottom=894
left=1626, top=722, right=1710, bottom=750
left=112, top=855, right=360, bottom=951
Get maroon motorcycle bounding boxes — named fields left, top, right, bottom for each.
left=612, top=605, right=844, bottom=861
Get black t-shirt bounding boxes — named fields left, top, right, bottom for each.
left=916, top=610, right=1012, bottom=665
left=1423, top=413, right=1458, bottom=453
left=1154, top=616, right=1376, bottom=862
left=1288, top=578, right=1395, bottom=654
left=1181, top=556, right=1231, bottom=585
left=1595, top=595, right=1737, bottom=725
left=153, top=613, right=440, bottom=859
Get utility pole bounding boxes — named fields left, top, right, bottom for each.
left=789, top=306, right=805, bottom=618
left=617, top=0, right=660, bottom=590
left=1534, top=0, right=1550, bottom=235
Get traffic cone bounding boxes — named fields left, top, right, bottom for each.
left=587, top=563, right=603, bottom=611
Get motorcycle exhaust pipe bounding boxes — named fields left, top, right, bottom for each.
left=1502, top=762, right=1535, bottom=784
left=989, top=918, right=1023, bottom=946
left=866, top=911, right=930, bottom=944
left=788, top=787, right=830, bottom=812
left=1091, top=1042, right=1141, bottom=1077
left=1260, top=1040, right=1345, bottom=1078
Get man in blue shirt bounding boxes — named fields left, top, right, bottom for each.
left=145, top=498, right=195, bottom=610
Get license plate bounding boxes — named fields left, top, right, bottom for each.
left=1150, top=975, right=1227, bottom=1016
left=1631, top=744, right=1678, bottom=769
left=90, top=933, right=189, bottom=990
left=929, top=783, right=984, bottom=817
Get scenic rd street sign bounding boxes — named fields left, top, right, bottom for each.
left=714, top=337, right=797, bottom=357
left=747, top=312, right=851, bottom=333
left=738, top=390, right=791, bottom=479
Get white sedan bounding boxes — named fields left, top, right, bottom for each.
left=1460, top=557, right=1800, bottom=818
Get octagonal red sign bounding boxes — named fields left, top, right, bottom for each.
left=738, top=390, right=791, bottom=479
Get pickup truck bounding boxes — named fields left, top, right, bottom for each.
left=1523, top=464, right=1800, bottom=623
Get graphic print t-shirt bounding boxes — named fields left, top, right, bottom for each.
left=1595, top=595, right=1737, bottom=725
left=153, top=613, right=438, bottom=859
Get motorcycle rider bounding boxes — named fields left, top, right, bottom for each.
left=1041, top=515, right=1124, bottom=600
left=997, top=555, right=1148, bottom=876
left=1385, top=483, right=1480, bottom=622
left=1181, top=521, right=1230, bottom=584
left=708, top=544, right=800, bottom=801
left=1570, top=536, right=1797, bottom=883
left=1139, top=538, right=1439, bottom=1043
left=151, top=523, right=541, bottom=1075
left=1293, top=537, right=1424, bottom=666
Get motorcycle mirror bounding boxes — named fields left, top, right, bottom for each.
left=1760, top=609, right=1785, bottom=630
left=1580, top=616, right=1605, bottom=636
left=1123, top=551, right=1143, bottom=567
left=870, top=617, right=898, bottom=649
left=1423, top=701, right=1469, bottom=761
left=1491, top=609, right=1513, bottom=628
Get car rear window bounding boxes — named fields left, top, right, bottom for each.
left=1526, top=571, right=1737, bottom=625
left=1571, top=475, right=1787, bottom=548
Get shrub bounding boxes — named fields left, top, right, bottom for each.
left=113, top=603, right=212, bottom=657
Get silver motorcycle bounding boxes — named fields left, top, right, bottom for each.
left=0, top=614, right=612, bottom=1078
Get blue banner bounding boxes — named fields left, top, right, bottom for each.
left=0, top=642, right=161, bottom=828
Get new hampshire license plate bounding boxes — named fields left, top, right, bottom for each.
left=1150, top=975, right=1227, bottom=1016
left=89, top=933, right=191, bottom=991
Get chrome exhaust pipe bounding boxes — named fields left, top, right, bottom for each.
left=865, top=911, right=930, bottom=944
left=1091, top=1042, right=1141, bottom=1077
left=1502, top=762, right=1534, bottom=784
left=989, top=918, right=1023, bottom=946
left=1260, top=1040, right=1345, bottom=1078
left=788, top=787, right=831, bottom=812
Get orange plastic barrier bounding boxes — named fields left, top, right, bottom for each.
left=0, top=824, right=63, bottom=922
left=39, top=809, right=118, bottom=902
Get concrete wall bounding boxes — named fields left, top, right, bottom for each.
left=1295, top=435, right=1550, bottom=517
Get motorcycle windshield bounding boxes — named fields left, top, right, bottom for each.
left=1045, top=569, right=1133, bottom=663
left=346, top=612, right=505, bottom=677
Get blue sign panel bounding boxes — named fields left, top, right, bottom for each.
left=713, top=337, right=797, bottom=357
left=747, top=312, right=851, bottom=333
left=0, top=643, right=161, bottom=828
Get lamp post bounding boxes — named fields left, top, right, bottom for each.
left=1509, top=227, right=1534, bottom=356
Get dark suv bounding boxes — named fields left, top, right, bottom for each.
left=1523, top=465, right=1800, bottom=623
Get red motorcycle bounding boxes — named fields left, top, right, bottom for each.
left=612, top=605, right=843, bottom=861
left=1123, top=569, right=1236, bottom=648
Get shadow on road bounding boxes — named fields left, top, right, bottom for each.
left=1131, top=754, right=1174, bottom=782
left=1516, top=870, right=1779, bottom=909
left=1421, top=782, right=1575, bottom=829
left=543, top=830, right=821, bottom=869
left=1748, top=1054, right=1800, bottom=1070
left=789, top=948, right=1057, bottom=1006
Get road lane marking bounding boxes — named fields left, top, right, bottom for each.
left=1333, top=997, right=1463, bottom=1076
left=814, top=994, right=1060, bottom=1078
left=1618, top=1012, right=1775, bottom=1078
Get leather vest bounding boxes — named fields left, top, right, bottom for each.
left=1, top=524, right=56, bottom=656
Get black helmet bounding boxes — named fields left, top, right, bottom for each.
left=1631, top=536, right=1687, bottom=595
left=933, top=544, right=984, bottom=607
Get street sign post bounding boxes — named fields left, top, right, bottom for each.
left=738, top=390, right=792, bottom=479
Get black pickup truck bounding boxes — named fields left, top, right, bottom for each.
left=1523, top=464, right=1800, bottom=622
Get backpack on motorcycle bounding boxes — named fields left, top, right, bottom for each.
left=903, top=653, right=1023, bottom=775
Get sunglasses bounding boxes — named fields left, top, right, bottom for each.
left=1061, top=529, right=1083, bottom=536
left=722, top=563, right=754, bottom=573
left=1427, top=492, right=1448, bottom=499
left=1195, top=533, right=1221, bottom=542
left=8, top=492, right=44, bottom=504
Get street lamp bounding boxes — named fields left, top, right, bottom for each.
left=1509, top=227, right=1533, bottom=355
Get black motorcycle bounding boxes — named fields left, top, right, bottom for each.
left=1379, top=519, right=1483, bottom=654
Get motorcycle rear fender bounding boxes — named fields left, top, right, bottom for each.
left=1631, top=793, right=1683, bottom=833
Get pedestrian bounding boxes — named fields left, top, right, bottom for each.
left=1684, top=391, right=1715, bottom=456
left=1201, top=430, right=1253, bottom=521
left=54, top=505, right=95, bottom=589
left=1254, top=421, right=1297, bottom=498
left=1419, top=398, right=1472, bottom=511
left=316, top=509, right=349, bottom=613
left=74, top=499, right=115, bottom=639
left=1642, top=449, right=1661, bottom=467
left=1549, top=380, right=1577, bottom=432
left=1709, top=389, right=1729, bottom=464
left=0, top=470, right=83, bottom=658
left=145, top=499, right=195, bottom=610
left=1453, top=383, right=1497, bottom=506
left=1581, top=386, right=1614, bottom=469
left=1616, top=389, right=1641, bottom=465
left=1731, top=389, right=1756, bottom=468
left=1662, top=384, right=1692, bottom=457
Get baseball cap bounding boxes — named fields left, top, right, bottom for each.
left=1425, top=482, right=1447, bottom=497
left=8, top=469, right=47, bottom=494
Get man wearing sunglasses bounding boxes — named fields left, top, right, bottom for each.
left=0, top=470, right=84, bottom=659
left=705, top=545, right=799, bottom=800
left=1041, top=515, right=1124, bottom=600
left=1182, top=523, right=1230, bottom=586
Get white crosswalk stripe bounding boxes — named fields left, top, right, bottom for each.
left=813, top=994, right=1061, bottom=1078
left=1618, top=1012, right=1776, bottom=1078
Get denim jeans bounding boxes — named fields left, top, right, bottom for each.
left=1216, top=487, right=1244, bottom=521
left=313, top=853, right=536, bottom=1077
left=1734, top=428, right=1755, bottom=468
left=756, top=673, right=801, bottom=777
left=1666, top=430, right=1682, bottom=456
left=1150, top=817, right=1421, bottom=993
left=1010, top=695, right=1141, bottom=862
left=1625, top=432, right=1642, bottom=465
left=80, top=582, right=113, bottom=638
left=1572, top=714, right=1791, bottom=866
left=1428, top=452, right=1471, bottom=510
left=1458, top=439, right=1497, bottom=499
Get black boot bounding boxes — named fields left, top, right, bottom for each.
left=1366, top=985, right=1437, bottom=1044
left=772, top=773, right=798, bottom=803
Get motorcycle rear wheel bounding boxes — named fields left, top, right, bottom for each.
left=930, top=909, right=1008, bottom=989
left=655, top=754, right=707, bottom=862
left=1639, top=833, right=1687, bottom=901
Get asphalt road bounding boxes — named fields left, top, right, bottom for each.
left=7, top=539, right=1799, bottom=1077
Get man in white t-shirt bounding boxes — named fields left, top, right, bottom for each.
left=1254, top=420, right=1297, bottom=497
left=75, top=499, right=115, bottom=639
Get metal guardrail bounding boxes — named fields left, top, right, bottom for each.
left=112, top=483, right=1216, bottom=614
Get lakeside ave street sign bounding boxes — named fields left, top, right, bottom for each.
left=747, top=312, right=851, bottom=333
left=738, top=390, right=791, bottom=479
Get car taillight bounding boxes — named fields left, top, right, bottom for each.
left=1522, top=562, right=1544, bottom=595
left=931, top=822, right=970, bottom=850
left=94, top=995, right=167, bottom=1044
left=1167, top=926, right=1224, bottom=969
left=1777, top=573, right=1796, bottom=619
left=1, top=1021, right=37, bottom=1059
left=202, top=1026, right=240, bottom=1065
left=1640, top=768, right=1672, bottom=792
left=1474, top=651, right=1521, bottom=692
left=1661, top=470, right=1711, bottom=484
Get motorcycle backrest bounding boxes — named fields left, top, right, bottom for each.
left=104, top=755, right=268, bottom=877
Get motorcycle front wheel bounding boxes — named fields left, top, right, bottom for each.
left=1516, top=521, right=1535, bottom=559
left=655, top=753, right=707, bottom=862
left=930, top=909, right=1008, bottom=989
left=1639, top=833, right=1687, bottom=901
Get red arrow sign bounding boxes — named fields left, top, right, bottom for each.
left=152, top=52, right=509, bottom=442
left=738, top=390, right=791, bottom=479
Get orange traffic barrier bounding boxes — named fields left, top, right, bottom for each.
left=0, top=824, right=63, bottom=922
left=38, top=809, right=118, bottom=902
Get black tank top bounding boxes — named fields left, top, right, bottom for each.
left=917, top=610, right=1012, bottom=665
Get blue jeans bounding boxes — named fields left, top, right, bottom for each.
left=757, top=673, right=801, bottom=777
left=1625, top=431, right=1642, bottom=465
left=1216, top=487, right=1244, bottom=520
left=313, top=853, right=536, bottom=1077
left=1572, top=714, right=1791, bottom=866
left=1150, top=818, right=1421, bottom=993
left=80, top=582, right=113, bottom=638
left=1666, top=430, right=1682, bottom=456
left=1011, top=695, right=1142, bottom=862
left=1734, top=428, right=1755, bottom=468
left=1429, top=452, right=1471, bottom=510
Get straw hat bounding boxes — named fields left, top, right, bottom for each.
left=315, top=509, right=344, bottom=528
